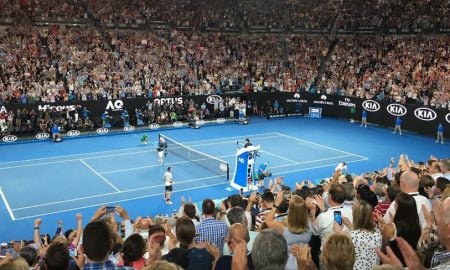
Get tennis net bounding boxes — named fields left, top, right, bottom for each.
left=159, top=134, right=229, bottom=180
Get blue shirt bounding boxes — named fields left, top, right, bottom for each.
left=395, top=117, right=402, bottom=125
left=258, top=163, right=267, bottom=176
left=195, top=217, right=228, bottom=254
left=84, top=260, right=133, bottom=270
left=438, top=124, right=444, bottom=133
left=362, top=110, right=367, bottom=118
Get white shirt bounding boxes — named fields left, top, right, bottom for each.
left=163, top=171, right=173, bottom=186
left=335, top=163, right=348, bottom=172
left=312, top=205, right=353, bottom=245
left=383, top=192, right=431, bottom=229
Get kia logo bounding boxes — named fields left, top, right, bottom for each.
left=123, top=125, right=135, bottom=132
left=195, top=120, right=206, bottom=126
left=414, top=108, right=437, bottom=121
left=216, top=118, right=226, bottom=124
left=206, top=95, right=223, bottom=104
left=293, top=93, right=300, bottom=99
left=35, top=132, right=50, bottom=140
left=173, top=122, right=184, bottom=128
left=362, top=100, right=380, bottom=112
left=149, top=123, right=160, bottom=130
left=67, top=130, right=81, bottom=137
left=387, top=104, right=407, bottom=116
left=2, top=135, right=17, bottom=142
left=96, top=128, right=109, bottom=134
left=446, top=113, right=450, bottom=124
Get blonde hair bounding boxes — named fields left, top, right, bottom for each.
left=442, top=185, right=450, bottom=200
left=286, top=195, right=309, bottom=234
left=143, top=261, right=180, bottom=270
left=352, top=200, right=375, bottom=231
left=320, top=233, right=355, bottom=270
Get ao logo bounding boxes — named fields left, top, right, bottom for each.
left=2, top=135, right=17, bottom=143
left=96, top=128, right=109, bottom=134
left=320, top=95, right=327, bottom=100
left=123, top=125, right=135, bottom=132
left=67, top=130, right=81, bottom=137
left=195, top=120, right=206, bottom=126
left=362, top=100, right=380, bottom=112
left=105, top=100, right=123, bottom=111
left=446, top=113, right=450, bottom=124
left=173, top=122, right=184, bottom=128
left=294, top=93, right=300, bottom=99
left=149, top=123, right=160, bottom=130
left=216, top=118, right=226, bottom=124
left=387, top=104, right=407, bottom=116
left=206, top=95, right=223, bottom=104
left=238, top=157, right=244, bottom=164
left=36, top=132, right=50, bottom=140
left=414, top=108, right=437, bottom=121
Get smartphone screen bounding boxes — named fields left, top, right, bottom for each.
left=0, top=243, right=7, bottom=257
left=105, top=206, right=116, bottom=213
left=334, top=211, right=342, bottom=225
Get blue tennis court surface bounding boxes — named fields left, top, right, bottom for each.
left=0, top=117, right=448, bottom=241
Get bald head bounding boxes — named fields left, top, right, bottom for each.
left=400, top=170, right=419, bottom=192
left=229, top=223, right=250, bottom=243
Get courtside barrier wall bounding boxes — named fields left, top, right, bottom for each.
left=1, top=92, right=449, bottom=143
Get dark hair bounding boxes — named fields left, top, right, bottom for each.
left=148, top=225, right=166, bottom=247
left=227, top=206, right=245, bottom=225
left=356, top=185, right=378, bottom=209
left=176, top=217, right=196, bottom=249
left=316, top=185, right=325, bottom=196
left=122, top=234, right=146, bottom=266
left=167, top=166, right=171, bottom=171
left=183, top=203, right=196, bottom=219
left=229, top=195, right=243, bottom=207
left=343, top=183, right=355, bottom=201
left=45, top=242, right=70, bottom=270
left=82, top=220, right=114, bottom=261
left=394, top=193, right=421, bottom=238
left=386, top=186, right=398, bottom=202
left=162, top=248, right=189, bottom=269
left=436, top=177, right=450, bottom=192
left=329, top=184, right=346, bottom=204
left=202, top=199, right=215, bottom=215
left=261, top=191, right=274, bottom=203
left=19, top=246, right=38, bottom=267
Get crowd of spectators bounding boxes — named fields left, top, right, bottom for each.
left=318, top=35, right=450, bottom=108
left=0, top=154, right=449, bottom=270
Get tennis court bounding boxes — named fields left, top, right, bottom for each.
left=0, top=116, right=448, bottom=241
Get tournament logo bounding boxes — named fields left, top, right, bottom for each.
left=149, top=123, right=160, bottom=130
left=206, top=95, right=223, bottom=104
left=362, top=100, right=380, bottom=112
left=123, top=125, right=136, bottom=132
left=173, top=121, right=184, bottom=128
left=2, top=135, right=17, bottom=143
left=446, top=113, right=450, bottom=124
left=216, top=118, right=226, bottom=124
left=287, top=93, right=307, bottom=103
left=387, top=104, right=407, bottom=116
left=414, top=108, right=437, bottom=121
left=35, top=132, right=50, bottom=140
left=67, top=130, right=81, bottom=137
left=96, top=128, right=109, bottom=134
left=105, top=100, right=124, bottom=111
left=338, top=98, right=356, bottom=108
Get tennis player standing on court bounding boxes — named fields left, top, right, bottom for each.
left=163, top=166, right=174, bottom=204
left=157, top=136, right=167, bottom=165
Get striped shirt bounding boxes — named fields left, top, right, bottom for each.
left=195, top=217, right=228, bottom=254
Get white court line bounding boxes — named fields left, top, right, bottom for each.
left=260, top=150, right=298, bottom=164
left=12, top=174, right=225, bottom=211
left=13, top=182, right=228, bottom=220
left=269, top=154, right=356, bottom=170
left=0, top=186, right=16, bottom=220
left=0, top=132, right=278, bottom=166
left=100, top=154, right=235, bottom=174
left=271, top=157, right=369, bottom=176
left=275, top=132, right=369, bottom=159
left=79, top=159, right=121, bottom=192
left=175, top=132, right=280, bottom=145
left=0, top=135, right=280, bottom=170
